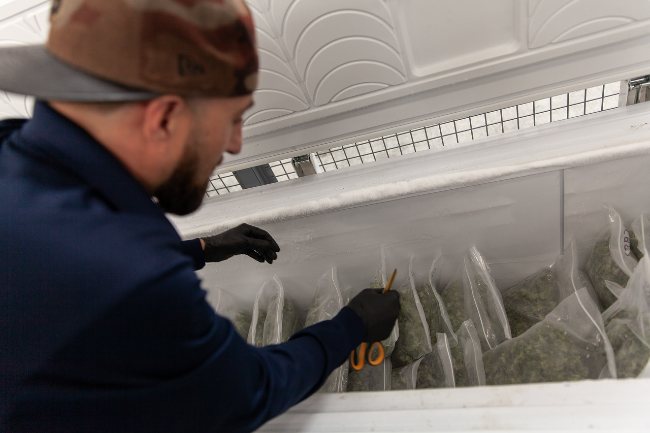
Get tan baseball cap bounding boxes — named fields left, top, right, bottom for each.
left=0, top=0, right=259, bottom=102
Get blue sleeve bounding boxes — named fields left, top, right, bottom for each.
left=217, top=308, right=364, bottom=432
left=178, top=239, right=205, bottom=270
left=6, top=225, right=365, bottom=433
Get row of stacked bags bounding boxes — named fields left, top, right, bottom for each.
left=217, top=207, right=650, bottom=393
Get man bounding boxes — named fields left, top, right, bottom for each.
left=0, top=1, right=400, bottom=432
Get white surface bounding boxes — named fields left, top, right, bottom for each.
left=397, top=0, right=523, bottom=77
left=259, top=379, right=650, bottom=432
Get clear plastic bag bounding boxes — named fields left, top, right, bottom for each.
left=210, top=288, right=252, bottom=339
left=483, top=287, right=616, bottom=385
left=585, top=207, right=638, bottom=309
left=304, top=267, right=348, bottom=392
left=416, top=333, right=455, bottom=389
left=440, top=247, right=511, bottom=351
left=415, top=253, right=455, bottom=346
left=438, top=278, right=466, bottom=338
left=450, top=320, right=486, bottom=387
left=248, top=276, right=301, bottom=346
left=631, top=213, right=649, bottom=259
left=248, top=281, right=270, bottom=346
left=382, top=247, right=432, bottom=368
left=391, top=358, right=423, bottom=390
left=368, top=269, right=399, bottom=359
left=232, top=312, right=252, bottom=339
left=603, top=256, right=650, bottom=378
left=347, top=355, right=392, bottom=392
left=503, top=242, right=592, bottom=337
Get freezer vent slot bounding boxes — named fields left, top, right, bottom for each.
left=310, top=82, right=621, bottom=173
left=208, top=80, right=625, bottom=197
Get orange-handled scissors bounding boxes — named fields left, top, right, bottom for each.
left=350, top=269, right=397, bottom=372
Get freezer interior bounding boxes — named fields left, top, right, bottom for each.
left=171, top=103, right=650, bottom=431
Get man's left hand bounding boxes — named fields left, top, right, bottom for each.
left=202, top=223, right=280, bottom=264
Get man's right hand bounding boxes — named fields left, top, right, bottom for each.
left=347, top=289, right=400, bottom=342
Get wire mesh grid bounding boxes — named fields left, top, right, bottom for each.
left=207, top=81, right=622, bottom=196
left=269, top=158, right=299, bottom=182
left=205, top=172, right=242, bottom=198
left=311, top=82, right=621, bottom=172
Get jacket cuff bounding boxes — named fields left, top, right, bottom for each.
left=179, top=239, right=206, bottom=270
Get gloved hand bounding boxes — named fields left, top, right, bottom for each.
left=202, top=223, right=280, bottom=264
left=347, top=289, right=400, bottom=343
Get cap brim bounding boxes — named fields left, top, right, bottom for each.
left=0, top=45, right=157, bottom=102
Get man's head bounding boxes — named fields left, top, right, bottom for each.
left=51, top=93, right=252, bottom=215
left=0, top=0, right=259, bottom=215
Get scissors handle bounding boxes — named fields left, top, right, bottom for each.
left=366, top=341, right=385, bottom=366
left=350, top=342, right=367, bottom=371
left=349, top=341, right=385, bottom=371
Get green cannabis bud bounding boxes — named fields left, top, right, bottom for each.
left=392, top=286, right=432, bottom=368
left=606, top=315, right=650, bottom=378
left=483, top=323, right=606, bottom=385
left=439, top=280, right=468, bottom=332
left=416, top=284, right=449, bottom=345
left=585, top=239, right=631, bottom=309
left=503, top=267, right=559, bottom=337
left=232, top=311, right=252, bottom=339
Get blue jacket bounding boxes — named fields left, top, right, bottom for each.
left=0, top=102, right=364, bottom=433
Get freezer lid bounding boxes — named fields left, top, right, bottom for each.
left=229, top=0, right=650, bottom=172
left=1, top=0, right=650, bottom=170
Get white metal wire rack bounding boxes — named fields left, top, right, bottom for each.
left=205, top=172, right=242, bottom=198
left=207, top=81, right=622, bottom=196
left=311, top=82, right=621, bottom=173
left=269, top=159, right=299, bottom=182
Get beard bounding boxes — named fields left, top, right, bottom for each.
left=154, top=141, right=209, bottom=216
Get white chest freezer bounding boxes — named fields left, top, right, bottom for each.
left=2, top=0, right=650, bottom=431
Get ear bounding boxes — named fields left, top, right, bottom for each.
left=141, top=95, right=192, bottom=147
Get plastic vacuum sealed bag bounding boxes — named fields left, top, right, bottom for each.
left=503, top=242, right=592, bottom=337
left=210, top=288, right=252, bottom=339
left=631, top=213, right=649, bottom=259
left=248, top=276, right=301, bottom=346
left=483, top=287, right=616, bottom=385
left=381, top=247, right=432, bottom=368
left=347, top=355, right=392, bottom=392
left=248, top=281, right=268, bottom=346
left=438, top=278, right=466, bottom=338
left=415, top=253, right=455, bottom=346
left=391, top=358, right=423, bottom=390
left=439, top=247, right=511, bottom=351
left=232, top=312, right=252, bottom=339
left=450, top=320, right=486, bottom=387
left=603, top=256, right=650, bottom=378
left=585, top=207, right=638, bottom=309
left=416, top=333, right=455, bottom=389
left=304, top=267, right=348, bottom=392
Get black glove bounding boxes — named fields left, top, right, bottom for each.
left=347, top=289, right=400, bottom=343
left=203, top=223, right=280, bottom=264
